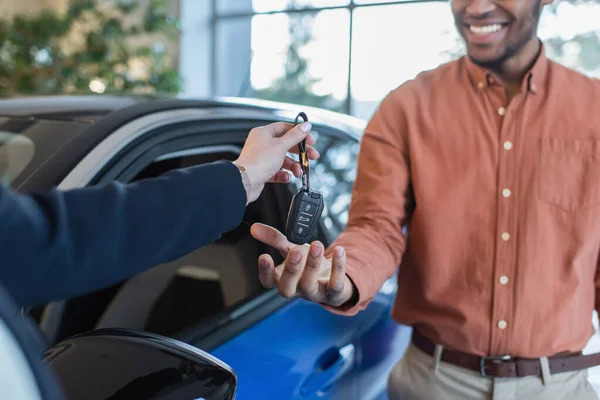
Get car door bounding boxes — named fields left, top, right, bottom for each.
left=37, top=109, right=288, bottom=344
left=109, top=118, right=389, bottom=400
left=34, top=109, right=366, bottom=399
left=208, top=126, right=412, bottom=400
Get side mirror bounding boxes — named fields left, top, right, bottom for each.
left=43, top=328, right=237, bottom=400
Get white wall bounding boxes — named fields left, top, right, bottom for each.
left=179, top=0, right=213, bottom=98
left=179, top=0, right=253, bottom=98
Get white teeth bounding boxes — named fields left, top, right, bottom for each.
left=469, top=24, right=503, bottom=34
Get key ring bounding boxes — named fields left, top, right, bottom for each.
left=294, top=112, right=310, bottom=191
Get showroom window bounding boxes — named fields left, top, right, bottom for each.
left=212, top=0, right=600, bottom=120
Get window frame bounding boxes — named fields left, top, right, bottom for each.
left=37, top=112, right=342, bottom=349
left=39, top=110, right=287, bottom=343
left=37, top=105, right=362, bottom=350
left=211, top=0, right=447, bottom=115
left=96, top=118, right=306, bottom=349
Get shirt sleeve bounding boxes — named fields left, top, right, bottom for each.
left=0, top=160, right=247, bottom=307
left=323, top=89, right=413, bottom=315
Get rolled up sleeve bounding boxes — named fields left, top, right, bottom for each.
left=323, top=90, right=413, bottom=315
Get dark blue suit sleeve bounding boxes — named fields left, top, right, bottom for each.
left=0, top=160, right=247, bottom=307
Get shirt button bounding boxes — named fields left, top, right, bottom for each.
left=502, top=188, right=511, bottom=198
left=498, top=107, right=506, bottom=116
left=501, top=232, right=510, bottom=241
left=498, top=320, right=508, bottom=329
left=531, top=83, right=537, bottom=93
left=499, top=276, right=509, bottom=285
left=503, top=141, right=513, bottom=151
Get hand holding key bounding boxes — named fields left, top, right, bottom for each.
left=234, top=121, right=319, bottom=203
left=284, top=113, right=324, bottom=244
left=250, top=223, right=357, bottom=307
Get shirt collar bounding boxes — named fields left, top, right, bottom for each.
left=464, top=41, right=548, bottom=95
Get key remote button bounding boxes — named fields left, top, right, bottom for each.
left=299, top=201, right=317, bottom=215
left=297, top=215, right=312, bottom=224
left=294, top=224, right=309, bottom=237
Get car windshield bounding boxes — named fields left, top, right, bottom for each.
left=0, top=131, right=35, bottom=186
left=0, top=117, right=90, bottom=189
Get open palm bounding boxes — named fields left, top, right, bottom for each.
left=250, top=223, right=353, bottom=307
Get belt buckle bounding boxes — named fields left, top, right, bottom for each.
left=480, top=355, right=512, bottom=377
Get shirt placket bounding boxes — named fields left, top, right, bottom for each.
left=489, top=86, right=520, bottom=356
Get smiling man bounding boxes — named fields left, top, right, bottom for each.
left=250, top=0, right=600, bottom=399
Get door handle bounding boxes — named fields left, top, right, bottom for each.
left=300, top=343, right=355, bottom=397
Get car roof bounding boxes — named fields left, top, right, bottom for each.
left=0, top=95, right=148, bottom=122
left=0, top=94, right=365, bottom=130
left=0, top=95, right=234, bottom=124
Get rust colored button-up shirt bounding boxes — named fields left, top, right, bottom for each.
left=325, top=46, right=600, bottom=358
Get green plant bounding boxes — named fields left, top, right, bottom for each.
left=0, top=0, right=181, bottom=96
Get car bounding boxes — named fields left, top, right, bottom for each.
left=0, top=94, right=412, bottom=400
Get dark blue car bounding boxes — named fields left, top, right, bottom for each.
left=0, top=95, right=412, bottom=399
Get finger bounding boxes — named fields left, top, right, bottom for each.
left=327, top=247, right=347, bottom=297
left=262, top=122, right=295, bottom=137
left=282, top=155, right=297, bottom=170
left=281, top=156, right=303, bottom=177
left=260, top=122, right=315, bottom=142
left=298, top=241, right=324, bottom=301
left=267, top=170, right=291, bottom=184
left=278, top=246, right=309, bottom=298
left=280, top=121, right=312, bottom=149
left=250, top=223, right=293, bottom=257
left=295, top=162, right=303, bottom=177
left=288, top=143, right=317, bottom=155
left=306, top=145, right=320, bottom=160
left=258, top=254, right=279, bottom=288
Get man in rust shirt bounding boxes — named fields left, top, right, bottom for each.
left=251, top=0, right=600, bottom=398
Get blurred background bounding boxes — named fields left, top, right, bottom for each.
left=1, top=0, right=600, bottom=395
left=1, top=0, right=599, bottom=122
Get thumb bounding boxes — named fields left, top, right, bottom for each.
left=280, top=121, right=312, bottom=150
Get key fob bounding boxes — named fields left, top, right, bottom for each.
left=285, top=188, right=324, bottom=244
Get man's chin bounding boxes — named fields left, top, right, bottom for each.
left=467, top=52, right=505, bottom=70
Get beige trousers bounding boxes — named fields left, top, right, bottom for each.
left=387, top=343, right=599, bottom=400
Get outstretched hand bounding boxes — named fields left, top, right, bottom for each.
left=250, top=223, right=356, bottom=307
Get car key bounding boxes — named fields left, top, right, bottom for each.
left=285, top=112, right=325, bottom=244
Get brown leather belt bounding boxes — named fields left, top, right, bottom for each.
left=411, top=329, right=600, bottom=378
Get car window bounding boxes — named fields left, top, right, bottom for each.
left=0, top=131, right=35, bottom=185
left=0, top=116, right=89, bottom=190
left=94, top=146, right=271, bottom=339
left=306, top=128, right=360, bottom=239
